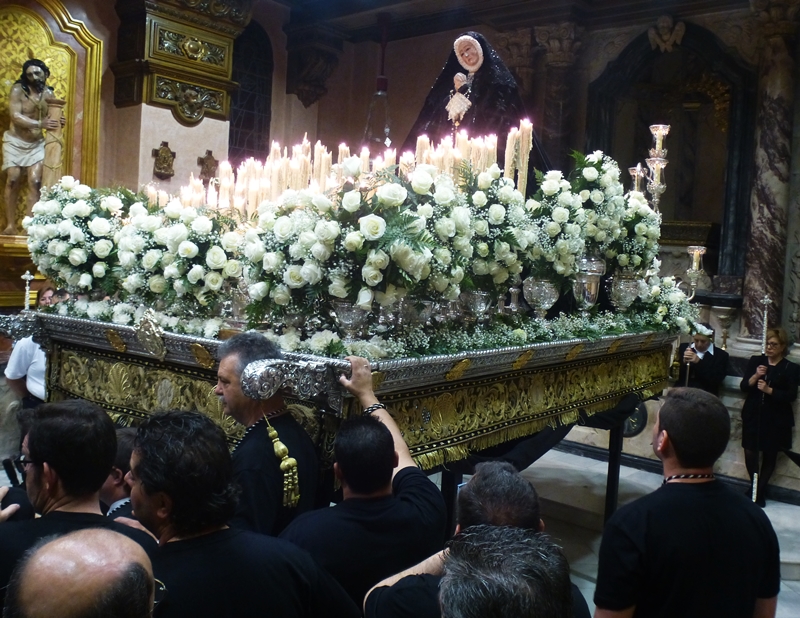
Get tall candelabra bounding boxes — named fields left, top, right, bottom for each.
left=628, top=124, right=670, bottom=213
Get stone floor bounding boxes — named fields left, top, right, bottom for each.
left=522, top=449, right=800, bottom=617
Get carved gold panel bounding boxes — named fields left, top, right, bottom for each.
left=149, top=18, right=232, bottom=78
left=147, top=74, right=227, bottom=125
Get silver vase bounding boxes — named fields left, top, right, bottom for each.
left=331, top=301, right=369, bottom=342
left=572, top=256, right=606, bottom=314
left=460, top=291, right=493, bottom=324
left=609, top=271, right=641, bottom=313
left=522, top=277, right=560, bottom=319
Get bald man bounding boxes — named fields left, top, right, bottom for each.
left=2, top=528, right=155, bottom=618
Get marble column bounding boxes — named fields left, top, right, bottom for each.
left=783, top=21, right=800, bottom=342
left=740, top=3, right=798, bottom=340
left=534, top=23, right=583, bottom=171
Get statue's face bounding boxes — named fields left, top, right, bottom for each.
left=457, top=39, right=482, bottom=72
left=25, top=65, right=46, bottom=88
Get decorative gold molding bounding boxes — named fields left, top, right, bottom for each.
left=150, top=18, right=232, bottom=77
left=150, top=74, right=226, bottom=124
left=33, top=0, right=103, bottom=186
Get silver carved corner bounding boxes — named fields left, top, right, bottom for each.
left=0, top=310, right=42, bottom=344
left=241, top=359, right=344, bottom=416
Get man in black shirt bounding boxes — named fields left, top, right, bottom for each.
left=216, top=332, right=318, bottom=535
left=128, top=409, right=359, bottom=618
left=594, top=388, right=780, bottom=618
left=0, top=401, right=157, bottom=608
left=364, top=461, right=590, bottom=618
left=676, top=326, right=729, bottom=396
left=280, top=357, right=448, bottom=606
left=100, top=427, right=137, bottom=520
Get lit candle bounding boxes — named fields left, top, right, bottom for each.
left=384, top=148, right=396, bottom=169
left=338, top=143, right=350, bottom=165
left=361, top=147, right=371, bottom=175
left=504, top=128, right=519, bottom=180
left=145, top=185, right=158, bottom=207
left=206, top=183, right=218, bottom=209
left=692, top=249, right=701, bottom=271
left=415, top=135, right=430, bottom=167
left=399, top=151, right=414, bottom=179
left=157, top=190, right=169, bottom=208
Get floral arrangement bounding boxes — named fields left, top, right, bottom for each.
left=25, top=141, right=695, bottom=357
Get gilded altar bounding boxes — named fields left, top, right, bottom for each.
left=26, top=311, right=672, bottom=470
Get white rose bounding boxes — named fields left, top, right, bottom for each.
left=153, top=228, right=171, bottom=247
left=491, top=266, right=509, bottom=284
left=68, top=248, right=88, bottom=266
left=582, top=167, right=599, bottom=182
left=545, top=221, right=561, bottom=237
left=617, top=254, right=630, bottom=267
left=59, top=176, right=78, bottom=190
left=179, top=207, right=198, bottom=224
left=359, top=214, right=387, bottom=240
left=434, top=247, right=452, bottom=265
left=488, top=204, right=506, bottom=225
left=270, top=284, right=291, bottom=305
left=311, top=242, right=332, bottom=262
left=204, top=271, right=224, bottom=291
left=488, top=164, right=502, bottom=179
left=283, top=264, right=306, bottom=288
left=167, top=223, right=189, bottom=249
left=341, top=190, right=362, bottom=213
left=328, top=276, right=349, bottom=299
left=178, top=241, right=199, bottom=259
left=141, top=249, right=162, bottom=271
left=417, top=203, right=434, bottom=218
left=93, top=239, right=113, bottom=259
left=472, top=219, right=489, bottom=237
left=632, top=255, right=642, bottom=266
left=314, top=220, right=340, bottom=242
left=541, top=179, right=560, bottom=196
left=71, top=184, right=92, bottom=200
left=312, top=194, right=333, bottom=213
left=356, top=287, right=374, bottom=310
left=406, top=216, right=426, bottom=235
left=431, top=274, right=449, bottom=293
left=88, top=217, right=112, bottom=237
left=344, top=231, right=364, bottom=251
left=366, top=249, right=390, bottom=269
left=248, top=281, right=269, bottom=301
left=552, top=207, right=570, bottom=224
left=78, top=273, right=93, bottom=289
left=298, top=230, right=317, bottom=249
left=590, top=189, right=604, bottom=204
left=205, top=246, right=228, bottom=270
left=362, top=264, right=383, bottom=286
left=477, top=172, right=492, bottom=190
left=244, top=241, right=266, bottom=264
left=434, top=217, right=456, bottom=240
left=433, top=186, right=455, bottom=206
left=173, top=279, right=188, bottom=296
left=92, top=262, right=107, bottom=278
left=472, top=259, right=490, bottom=276
left=163, top=264, right=181, bottom=279
left=149, top=275, right=168, bottom=294
left=187, top=265, right=205, bottom=284
left=410, top=170, right=434, bottom=194
left=471, top=191, right=488, bottom=208
left=273, top=216, right=295, bottom=242
left=164, top=200, right=183, bottom=219
left=453, top=235, right=473, bottom=258
left=221, top=232, right=242, bottom=252
left=342, top=156, right=362, bottom=177
left=191, top=216, right=213, bottom=236
left=634, top=222, right=648, bottom=236
left=451, top=206, right=472, bottom=234
left=476, top=242, right=489, bottom=257
left=300, top=260, right=323, bottom=285
left=377, top=183, right=408, bottom=207
left=262, top=251, right=284, bottom=273
left=595, top=230, right=607, bottom=242
left=497, top=185, right=514, bottom=204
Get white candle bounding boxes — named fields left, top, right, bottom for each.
left=206, top=183, right=218, bottom=208
left=504, top=128, right=519, bottom=179
left=415, top=135, right=430, bottom=167
left=361, top=147, right=371, bottom=175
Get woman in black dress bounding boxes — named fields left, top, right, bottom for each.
left=740, top=327, right=799, bottom=506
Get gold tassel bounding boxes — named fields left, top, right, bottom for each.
left=265, top=418, right=300, bottom=508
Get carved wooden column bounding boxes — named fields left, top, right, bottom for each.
left=493, top=29, right=535, bottom=109
left=740, top=0, right=799, bottom=340
left=112, top=0, right=253, bottom=126
left=534, top=23, right=583, bottom=171
left=285, top=24, right=344, bottom=108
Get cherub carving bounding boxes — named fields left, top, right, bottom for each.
left=648, top=16, right=686, bottom=53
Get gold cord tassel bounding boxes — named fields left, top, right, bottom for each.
left=266, top=418, right=300, bottom=508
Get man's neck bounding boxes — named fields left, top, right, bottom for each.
left=161, top=524, right=228, bottom=545
left=661, top=460, right=715, bottom=483
left=242, top=397, right=286, bottom=428
left=342, top=484, right=393, bottom=501
left=42, top=492, right=104, bottom=516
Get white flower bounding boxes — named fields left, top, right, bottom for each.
left=410, top=170, right=434, bottom=194
left=312, top=194, right=333, bottom=213
left=545, top=221, right=561, bottom=237
left=342, top=190, right=362, bottom=213
left=451, top=207, right=472, bottom=234
left=71, top=184, right=92, bottom=200
left=178, top=241, right=199, bottom=259
left=68, top=248, right=88, bottom=266
left=328, top=275, right=349, bottom=299
left=551, top=206, right=570, bottom=224
left=92, top=262, right=107, bottom=278
left=167, top=224, right=189, bottom=249
left=270, top=284, right=291, bottom=305
left=309, top=242, right=330, bottom=262
left=366, top=249, right=389, bottom=269
left=472, top=259, right=490, bottom=276
left=142, top=249, right=162, bottom=271
left=453, top=235, right=473, bottom=258
left=487, top=204, right=506, bottom=225
left=78, top=273, right=93, bottom=289
left=582, top=166, right=599, bottom=182
left=476, top=242, right=489, bottom=257
left=617, top=254, right=630, bottom=267
left=406, top=216, right=426, bottom=235
left=300, top=260, right=323, bottom=285
left=205, top=246, right=228, bottom=270
left=434, top=247, right=452, bottom=266
left=417, top=203, right=434, bottom=218
left=204, top=271, right=224, bottom=291
left=122, top=273, right=144, bottom=293
left=59, top=176, right=78, bottom=190
left=356, top=287, right=374, bottom=310
left=187, top=265, right=205, bottom=284
left=179, top=207, right=198, bottom=224
left=433, top=186, right=455, bottom=206
left=359, top=214, right=387, bottom=240
left=248, top=281, right=269, bottom=301
left=128, top=202, right=147, bottom=218
left=541, top=179, right=560, bottom=196
left=431, top=274, right=449, bottom=293
left=272, top=216, right=294, bottom=242
left=590, top=189, right=604, bottom=204
left=149, top=275, right=168, bottom=293
left=86, top=217, right=111, bottom=237
left=477, top=172, right=492, bottom=190
left=261, top=252, right=284, bottom=274
left=173, top=279, right=188, bottom=296
left=117, top=250, right=136, bottom=269
left=362, top=264, right=383, bottom=286
left=163, top=264, right=181, bottom=279
left=164, top=200, right=183, bottom=219
left=344, top=231, right=364, bottom=251
left=244, top=241, right=266, bottom=264
left=101, top=196, right=124, bottom=215
left=472, top=191, right=488, bottom=207
left=314, top=220, right=340, bottom=242
left=284, top=264, right=306, bottom=288
left=497, top=185, right=515, bottom=204
left=434, top=217, right=456, bottom=240
left=342, top=156, right=362, bottom=177
left=221, top=232, right=242, bottom=252
left=189, top=216, right=212, bottom=236
left=377, top=183, right=408, bottom=207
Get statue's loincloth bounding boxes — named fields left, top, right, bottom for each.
left=2, top=131, right=45, bottom=171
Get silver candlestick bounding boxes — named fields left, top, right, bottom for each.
left=21, top=271, right=34, bottom=310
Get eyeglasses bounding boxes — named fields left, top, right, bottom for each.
left=154, top=578, right=168, bottom=609
left=765, top=342, right=781, bottom=348
left=14, top=454, right=37, bottom=469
